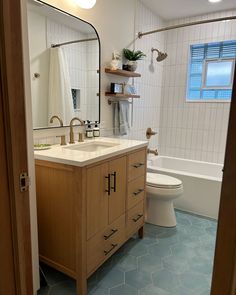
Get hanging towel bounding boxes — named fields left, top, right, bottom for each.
left=113, top=101, right=130, bottom=136
left=48, top=47, right=74, bottom=126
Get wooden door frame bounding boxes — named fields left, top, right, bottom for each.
left=0, top=0, right=33, bottom=293
left=211, top=65, right=236, bottom=294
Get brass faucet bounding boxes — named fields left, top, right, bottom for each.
left=50, top=115, right=63, bottom=127
left=69, top=117, right=85, bottom=144
left=147, top=148, right=158, bottom=156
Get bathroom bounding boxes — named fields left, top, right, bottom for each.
left=1, top=0, right=236, bottom=294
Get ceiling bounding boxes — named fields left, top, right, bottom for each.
left=27, top=1, right=95, bottom=34
left=141, top=0, right=236, bottom=20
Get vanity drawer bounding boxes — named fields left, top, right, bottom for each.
left=127, top=176, right=145, bottom=210
left=126, top=201, right=144, bottom=237
left=128, top=149, right=146, bottom=181
left=87, top=215, right=125, bottom=275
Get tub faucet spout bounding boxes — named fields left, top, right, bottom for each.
left=147, top=148, right=158, bottom=156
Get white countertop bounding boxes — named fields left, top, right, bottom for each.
left=34, top=137, right=148, bottom=167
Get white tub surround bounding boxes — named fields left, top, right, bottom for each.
left=147, top=156, right=223, bottom=219
left=34, top=137, right=148, bottom=167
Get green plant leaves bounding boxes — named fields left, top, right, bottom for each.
left=123, top=49, right=146, bottom=61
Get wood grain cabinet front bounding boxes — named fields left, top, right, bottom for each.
left=127, top=176, right=146, bottom=210
left=87, top=214, right=125, bottom=275
left=35, top=147, right=147, bottom=295
left=126, top=200, right=145, bottom=237
left=128, top=149, right=146, bottom=181
left=86, top=156, right=127, bottom=240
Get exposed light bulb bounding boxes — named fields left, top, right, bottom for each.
left=208, top=0, right=222, bottom=3
left=75, top=0, right=96, bottom=9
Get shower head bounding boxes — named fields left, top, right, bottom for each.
left=151, top=48, right=168, bottom=62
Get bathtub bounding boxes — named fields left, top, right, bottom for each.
left=147, top=156, right=223, bottom=220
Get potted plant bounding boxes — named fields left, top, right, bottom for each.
left=123, top=48, right=146, bottom=72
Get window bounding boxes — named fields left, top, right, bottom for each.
left=187, top=40, right=236, bottom=102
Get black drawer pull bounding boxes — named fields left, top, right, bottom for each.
left=104, top=229, right=118, bottom=240
left=133, top=189, right=144, bottom=196
left=104, top=243, right=118, bottom=256
left=133, top=214, right=143, bottom=223
left=132, top=163, right=145, bottom=169
left=111, top=171, right=117, bottom=192
left=105, top=174, right=111, bottom=196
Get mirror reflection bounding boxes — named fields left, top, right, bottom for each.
left=27, top=2, right=100, bottom=129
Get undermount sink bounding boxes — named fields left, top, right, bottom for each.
left=64, top=141, right=120, bottom=152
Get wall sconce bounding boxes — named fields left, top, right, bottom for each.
left=75, top=0, right=96, bottom=9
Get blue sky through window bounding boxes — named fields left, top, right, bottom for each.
left=187, top=40, right=236, bottom=101
left=205, top=61, right=233, bottom=87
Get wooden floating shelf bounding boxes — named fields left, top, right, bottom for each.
left=105, top=93, right=140, bottom=105
left=105, top=68, right=141, bottom=78
left=105, top=92, right=140, bottom=98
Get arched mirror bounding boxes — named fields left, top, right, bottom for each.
left=27, top=1, right=100, bottom=129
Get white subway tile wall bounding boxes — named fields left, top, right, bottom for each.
left=159, top=10, right=236, bottom=164
left=126, top=1, right=165, bottom=150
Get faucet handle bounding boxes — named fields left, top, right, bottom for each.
left=146, top=127, right=157, bottom=139
left=56, top=135, right=67, bottom=146
left=78, top=132, right=84, bottom=142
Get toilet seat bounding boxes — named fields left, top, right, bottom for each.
left=147, top=172, right=182, bottom=189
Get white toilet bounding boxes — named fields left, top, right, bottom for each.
left=146, top=172, right=183, bottom=227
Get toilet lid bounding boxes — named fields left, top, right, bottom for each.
left=147, top=173, right=182, bottom=189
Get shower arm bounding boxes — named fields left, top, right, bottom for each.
left=151, top=48, right=160, bottom=54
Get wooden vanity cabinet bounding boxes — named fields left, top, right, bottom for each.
left=35, top=147, right=147, bottom=295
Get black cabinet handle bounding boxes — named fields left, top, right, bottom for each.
left=104, top=229, right=118, bottom=240
left=104, top=243, right=118, bottom=256
left=111, top=172, right=117, bottom=192
left=132, top=214, right=143, bottom=223
left=105, top=174, right=111, bottom=195
left=132, top=163, right=145, bottom=168
left=133, top=189, right=144, bottom=196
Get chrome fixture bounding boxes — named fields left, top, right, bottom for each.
left=69, top=117, right=85, bottom=144
left=56, top=135, right=67, bottom=146
left=147, top=148, right=158, bottom=156
left=151, top=48, right=167, bottom=62
left=146, top=127, right=157, bottom=139
left=50, top=115, right=63, bottom=127
left=138, top=16, right=236, bottom=38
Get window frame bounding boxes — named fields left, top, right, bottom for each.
left=186, top=40, right=236, bottom=103
left=202, top=58, right=235, bottom=90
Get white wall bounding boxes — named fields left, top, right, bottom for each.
left=28, top=10, right=49, bottom=128
left=128, top=1, right=165, bottom=149
left=159, top=11, right=236, bottom=163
